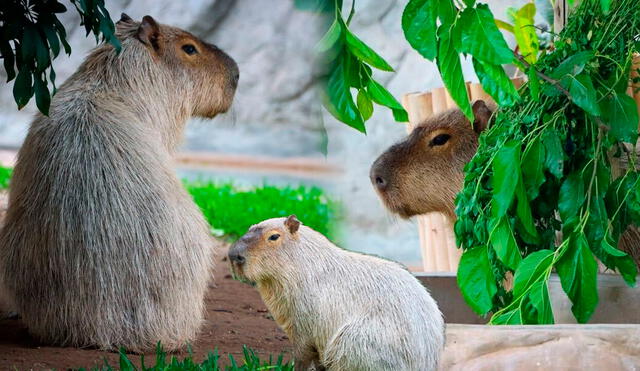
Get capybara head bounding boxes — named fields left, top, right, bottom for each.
left=228, top=215, right=302, bottom=283
left=370, top=101, right=493, bottom=220
left=114, top=14, right=238, bottom=118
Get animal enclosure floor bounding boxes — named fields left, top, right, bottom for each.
left=0, top=251, right=291, bottom=370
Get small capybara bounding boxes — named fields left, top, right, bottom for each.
left=370, top=100, right=640, bottom=266
left=0, top=14, right=238, bottom=351
left=228, top=215, right=444, bottom=371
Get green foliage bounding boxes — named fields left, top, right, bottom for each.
left=311, top=0, right=408, bottom=133
left=185, top=181, right=341, bottom=242
left=1, top=0, right=119, bottom=115
left=454, top=0, right=640, bottom=324
left=78, top=343, right=293, bottom=371
left=0, top=166, right=11, bottom=190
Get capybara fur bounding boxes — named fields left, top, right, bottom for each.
left=370, top=100, right=640, bottom=267
left=0, top=14, right=238, bottom=351
left=228, top=216, right=445, bottom=371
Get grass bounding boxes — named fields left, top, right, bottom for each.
left=0, top=165, right=10, bottom=190
left=186, top=181, right=341, bottom=242
left=80, top=344, right=294, bottom=371
left=0, top=165, right=342, bottom=241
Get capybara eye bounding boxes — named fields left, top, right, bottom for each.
left=269, top=234, right=280, bottom=241
left=430, top=134, right=451, bottom=146
left=182, top=44, right=198, bottom=55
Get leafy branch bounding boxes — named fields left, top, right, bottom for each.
left=0, top=0, right=120, bottom=115
left=311, top=0, right=407, bottom=133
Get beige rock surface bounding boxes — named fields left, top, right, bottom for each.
left=443, top=324, right=640, bottom=370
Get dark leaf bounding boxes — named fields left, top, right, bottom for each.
left=522, top=137, right=545, bottom=199
left=566, top=74, right=600, bottom=116
left=490, top=216, right=522, bottom=270
left=600, top=92, right=639, bottom=144
left=492, top=140, right=521, bottom=217
left=13, top=67, right=33, bottom=109
left=472, top=57, right=519, bottom=106
left=556, top=233, right=598, bottom=323
left=558, top=171, right=585, bottom=221
left=323, top=57, right=365, bottom=133
left=457, top=246, right=497, bottom=315
left=542, top=128, right=564, bottom=178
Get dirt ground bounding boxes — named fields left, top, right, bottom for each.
left=0, top=251, right=291, bottom=370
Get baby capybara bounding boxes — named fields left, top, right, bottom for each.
left=229, top=215, right=445, bottom=371
left=0, top=14, right=238, bottom=351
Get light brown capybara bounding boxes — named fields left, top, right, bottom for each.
left=0, top=14, right=238, bottom=351
left=370, top=100, right=640, bottom=266
left=228, top=215, right=445, bottom=371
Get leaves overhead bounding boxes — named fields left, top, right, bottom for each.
left=311, top=2, right=407, bottom=133
left=1, top=0, right=120, bottom=115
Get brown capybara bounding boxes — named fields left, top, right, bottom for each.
left=370, top=100, right=640, bottom=266
left=0, top=14, right=238, bottom=351
left=228, top=216, right=445, bottom=371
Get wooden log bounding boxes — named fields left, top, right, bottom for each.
left=468, top=83, right=494, bottom=104
left=432, top=87, right=449, bottom=114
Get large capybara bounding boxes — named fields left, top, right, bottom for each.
left=228, top=215, right=444, bottom=371
left=370, top=101, right=640, bottom=266
left=0, top=14, right=238, bottom=351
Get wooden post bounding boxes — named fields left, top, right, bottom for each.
left=402, top=92, right=459, bottom=272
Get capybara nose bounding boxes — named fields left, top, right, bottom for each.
left=228, top=250, right=246, bottom=265
left=370, top=166, right=388, bottom=192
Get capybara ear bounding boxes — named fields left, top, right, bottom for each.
left=137, top=15, right=160, bottom=51
left=118, top=13, right=133, bottom=24
left=472, top=100, right=492, bottom=134
left=285, top=215, right=300, bottom=234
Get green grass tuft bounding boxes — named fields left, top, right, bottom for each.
left=185, top=181, right=341, bottom=242
left=77, top=343, right=293, bottom=371
left=0, top=165, right=11, bottom=190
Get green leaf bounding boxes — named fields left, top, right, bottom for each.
left=34, top=75, right=51, bottom=116
left=527, top=67, right=540, bottom=101
left=43, top=23, right=61, bottom=58
left=528, top=280, right=554, bottom=324
left=356, top=90, right=373, bottom=121
left=542, top=128, right=564, bottom=179
left=510, top=3, right=539, bottom=64
left=556, top=233, right=598, bottom=323
left=600, top=92, right=639, bottom=144
left=21, top=25, right=39, bottom=62
left=459, top=4, right=514, bottom=65
left=436, top=26, right=473, bottom=121
left=522, top=137, right=545, bottom=199
left=550, top=51, right=595, bottom=80
left=402, top=0, right=438, bottom=61
left=472, top=58, right=519, bottom=106
left=515, top=180, right=539, bottom=243
left=345, top=56, right=371, bottom=89
left=315, top=19, right=343, bottom=54
left=494, top=19, right=514, bottom=33
left=566, top=74, right=600, bottom=116
left=0, top=39, right=15, bottom=82
left=592, top=231, right=637, bottom=286
left=457, top=246, right=497, bottom=315
left=490, top=217, right=522, bottom=270
left=513, top=249, right=554, bottom=298
left=558, top=172, right=585, bottom=221
left=437, top=0, right=457, bottom=25
left=13, top=68, right=33, bottom=109
left=492, top=140, right=521, bottom=217
left=367, top=79, right=403, bottom=110
left=392, top=108, right=409, bottom=122
left=323, top=57, right=365, bottom=133
left=345, top=29, right=394, bottom=72
left=491, top=309, right=522, bottom=324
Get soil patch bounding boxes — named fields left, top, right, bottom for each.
left=0, top=246, right=291, bottom=370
